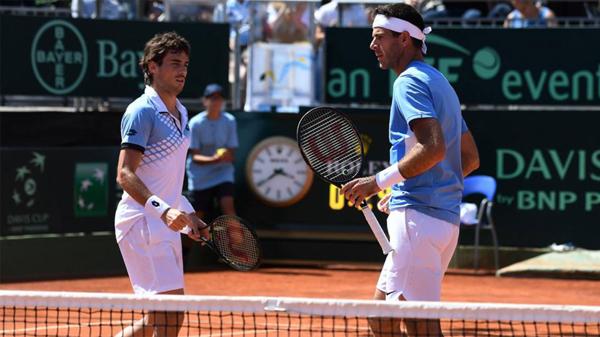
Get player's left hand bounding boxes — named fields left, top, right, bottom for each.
left=377, top=193, right=391, bottom=214
left=341, top=176, right=380, bottom=208
left=187, top=215, right=210, bottom=242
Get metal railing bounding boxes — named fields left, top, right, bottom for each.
left=427, top=17, right=600, bottom=28
left=0, top=5, right=70, bottom=17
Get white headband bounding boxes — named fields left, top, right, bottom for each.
left=372, top=14, right=432, bottom=54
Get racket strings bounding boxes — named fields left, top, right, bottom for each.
left=299, top=110, right=361, bottom=149
left=211, top=217, right=261, bottom=271
left=305, top=146, right=361, bottom=182
left=298, top=111, right=363, bottom=183
left=301, top=138, right=361, bottom=181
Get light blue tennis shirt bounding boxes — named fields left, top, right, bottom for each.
left=388, top=60, right=467, bottom=225
left=115, top=86, right=192, bottom=243
left=186, top=111, right=239, bottom=191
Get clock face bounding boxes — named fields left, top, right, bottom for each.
left=246, top=136, right=313, bottom=207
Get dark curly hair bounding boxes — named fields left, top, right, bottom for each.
left=373, top=3, right=425, bottom=51
left=139, top=32, right=191, bottom=85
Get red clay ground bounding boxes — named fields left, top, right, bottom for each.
left=1, top=266, right=599, bottom=306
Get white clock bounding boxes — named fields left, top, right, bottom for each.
left=246, top=136, right=313, bottom=207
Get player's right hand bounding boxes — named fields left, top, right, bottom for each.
left=188, top=215, right=210, bottom=242
left=341, top=176, right=379, bottom=208
left=162, top=208, right=193, bottom=231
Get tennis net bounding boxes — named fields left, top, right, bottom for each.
left=1, top=290, right=599, bottom=336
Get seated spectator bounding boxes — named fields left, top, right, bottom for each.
left=168, top=2, right=214, bottom=22
left=314, top=0, right=368, bottom=27
left=314, top=0, right=369, bottom=45
left=71, top=0, right=123, bottom=19
left=488, top=1, right=513, bottom=19
left=585, top=0, right=600, bottom=18
left=215, top=0, right=269, bottom=47
left=405, top=0, right=447, bottom=19
left=504, top=0, right=557, bottom=27
left=461, top=1, right=512, bottom=26
left=223, top=0, right=250, bottom=45
left=146, top=0, right=164, bottom=21
left=267, top=2, right=309, bottom=43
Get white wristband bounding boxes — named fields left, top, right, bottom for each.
left=145, top=195, right=171, bottom=219
left=375, top=164, right=405, bottom=189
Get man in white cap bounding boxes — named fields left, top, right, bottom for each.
left=341, top=3, right=480, bottom=336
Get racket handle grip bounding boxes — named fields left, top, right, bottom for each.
left=360, top=203, right=394, bottom=255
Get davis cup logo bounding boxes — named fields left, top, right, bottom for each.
left=31, top=20, right=88, bottom=95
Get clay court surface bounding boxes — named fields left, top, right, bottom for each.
left=1, top=265, right=599, bottom=306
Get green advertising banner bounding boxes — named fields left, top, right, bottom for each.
left=463, top=109, right=600, bottom=249
left=1, top=110, right=598, bottom=249
left=2, top=151, right=54, bottom=234
left=0, top=15, right=229, bottom=98
left=0, top=147, right=119, bottom=235
left=233, top=110, right=600, bottom=249
left=325, top=28, right=600, bottom=106
left=73, top=162, right=109, bottom=217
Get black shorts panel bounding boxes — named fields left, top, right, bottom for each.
left=191, top=182, right=234, bottom=213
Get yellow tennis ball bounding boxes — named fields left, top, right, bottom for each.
left=216, top=148, right=227, bottom=156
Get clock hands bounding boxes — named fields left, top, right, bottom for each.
left=256, top=168, right=295, bottom=187
left=256, top=171, right=278, bottom=187
left=277, top=169, right=295, bottom=180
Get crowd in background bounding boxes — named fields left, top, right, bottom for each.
left=71, top=0, right=600, bottom=32
left=57, top=0, right=600, bottom=58
left=3, top=1, right=600, bottom=29
left=2, top=0, right=600, bottom=110
left=2, top=1, right=599, bottom=46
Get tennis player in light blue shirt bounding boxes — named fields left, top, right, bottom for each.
left=387, top=60, right=468, bottom=225
left=115, top=32, right=208, bottom=337
left=341, top=3, right=480, bottom=335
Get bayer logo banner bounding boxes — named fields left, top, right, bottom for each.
left=0, top=15, right=229, bottom=99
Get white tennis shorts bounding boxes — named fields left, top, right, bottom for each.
left=377, top=208, right=459, bottom=301
left=118, top=217, right=184, bottom=294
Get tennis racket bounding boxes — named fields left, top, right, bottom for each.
left=199, top=215, right=262, bottom=271
left=296, top=106, right=393, bottom=255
